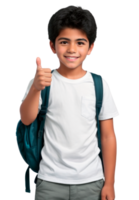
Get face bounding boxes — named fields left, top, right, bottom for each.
left=50, top=28, right=94, bottom=71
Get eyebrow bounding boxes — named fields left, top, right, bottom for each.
left=58, top=37, right=88, bottom=42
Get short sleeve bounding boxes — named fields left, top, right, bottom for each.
left=98, top=78, right=119, bottom=120
left=22, top=78, right=42, bottom=113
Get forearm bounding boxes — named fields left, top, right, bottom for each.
left=101, top=134, right=117, bottom=186
left=20, top=83, right=41, bottom=125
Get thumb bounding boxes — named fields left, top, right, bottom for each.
left=35, top=56, right=41, bottom=69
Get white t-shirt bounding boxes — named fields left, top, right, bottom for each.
left=22, top=69, right=119, bottom=184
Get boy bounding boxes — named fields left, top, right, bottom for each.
left=20, top=5, right=119, bottom=200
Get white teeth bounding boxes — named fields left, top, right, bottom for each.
left=66, top=57, right=77, bottom=59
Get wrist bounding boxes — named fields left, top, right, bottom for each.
left=31, top=83, right=40, bottom=93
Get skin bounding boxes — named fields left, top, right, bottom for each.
left=49, top=27, right=94, bottom=79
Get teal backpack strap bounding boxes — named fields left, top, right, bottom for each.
left=24, top=165, right=30, bottom=200
left=90, top=72, right=104, bottom=173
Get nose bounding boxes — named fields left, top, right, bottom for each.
left=67, top=42, right=76, bottom=53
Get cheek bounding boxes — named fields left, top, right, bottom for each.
left=56, top=48, right=65, bottom=57
left=79, top=48, right=88, bottom=55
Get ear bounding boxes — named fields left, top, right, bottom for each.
left=87, top=43, right=94, bottom=55
left=49, top=41, right=56, bottom=54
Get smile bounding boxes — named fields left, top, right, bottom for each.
left=64, top=56, right=79, bottom=61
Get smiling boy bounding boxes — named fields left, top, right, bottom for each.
left=50, top=27, right=93, bottom=79
left=20, top=5, right=119, bottom=200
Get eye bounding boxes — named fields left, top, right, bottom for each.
left=60, top=41, right=84, bottom=45
left=60, top=41, right=67, bottom=44
left=78, top=42, right=84, bottom=44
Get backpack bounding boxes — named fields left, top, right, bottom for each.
left=16, top=69, right=104, bottom=193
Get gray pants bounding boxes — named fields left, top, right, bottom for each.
left=35, top=178, right=104, bottom=200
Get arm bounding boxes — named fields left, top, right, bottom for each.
left=20, top=83, right=41, bottom=125
left=99, top=118, right=117, bottom=186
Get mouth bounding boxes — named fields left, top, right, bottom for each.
left=64, top=56, right=79, bottom=61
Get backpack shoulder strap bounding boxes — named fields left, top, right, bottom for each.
left=90, top=72, right=104, bottom=173
left=90, top=72, right=103, bottom=115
